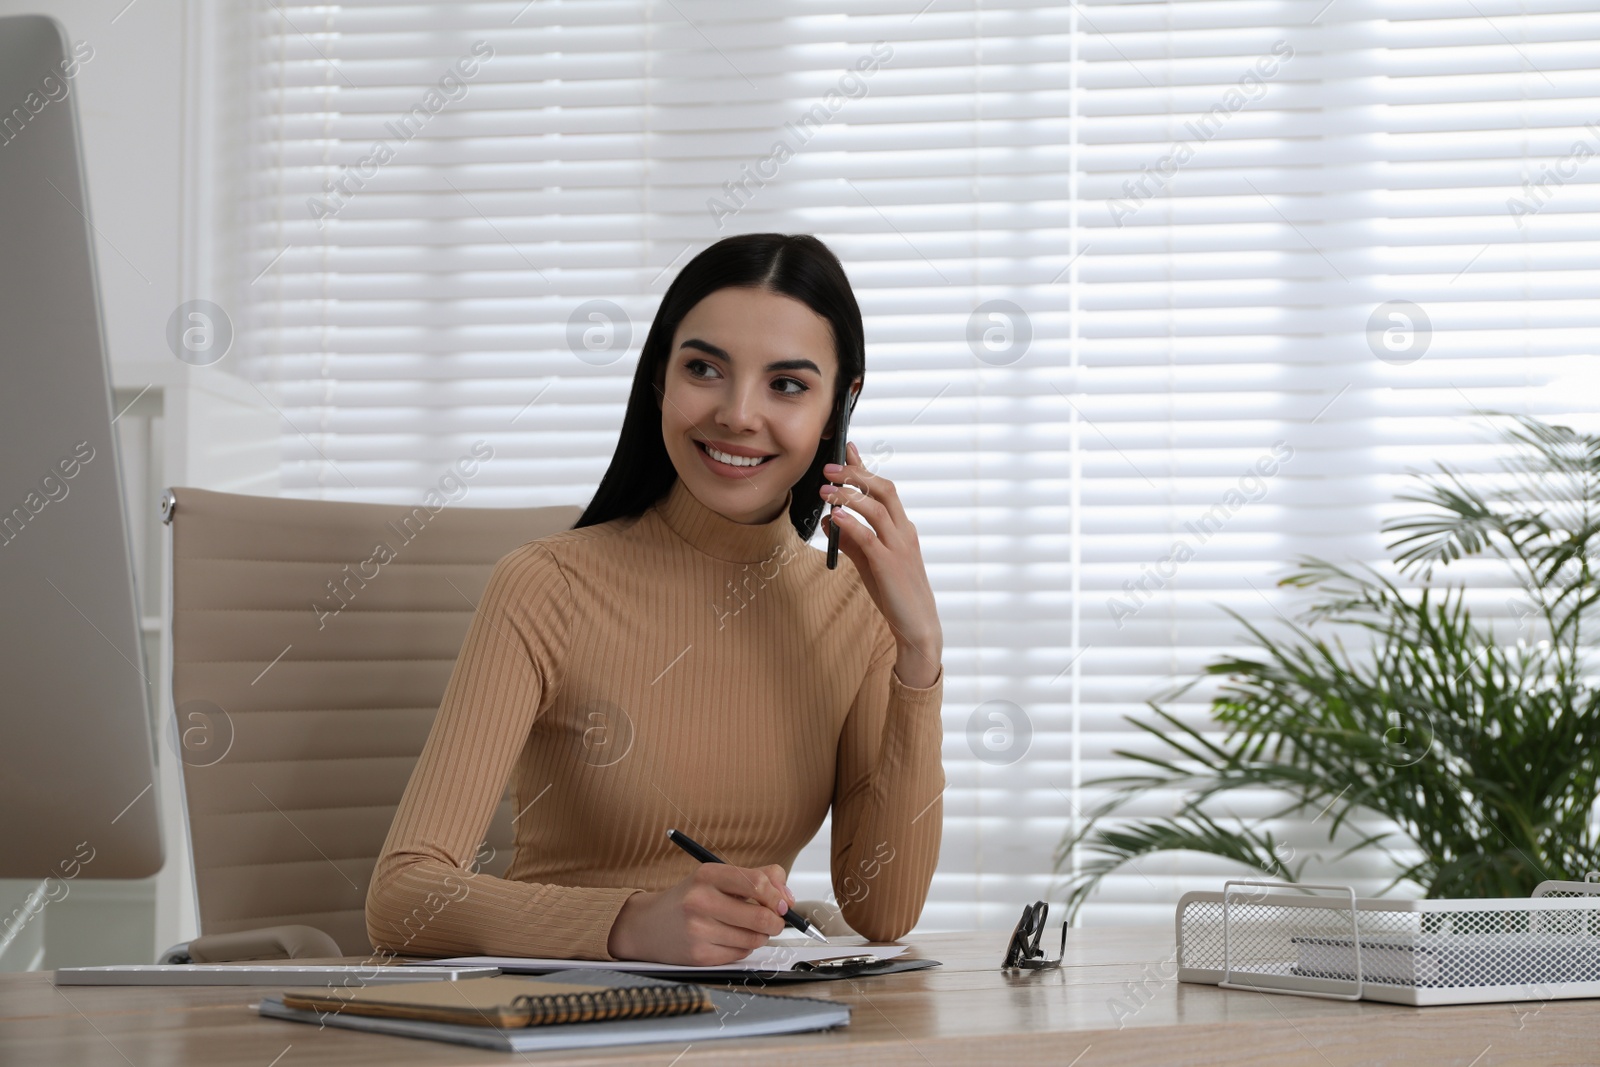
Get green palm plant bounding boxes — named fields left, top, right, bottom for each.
left=1056, top=415, right=1600, bottom=921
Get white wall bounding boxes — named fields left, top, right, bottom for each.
left=0, top=0, right=187, bottom=367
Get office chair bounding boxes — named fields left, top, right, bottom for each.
left=160, top=485, right=854, bottom=962
left=160, top=486, right=580, bottom=962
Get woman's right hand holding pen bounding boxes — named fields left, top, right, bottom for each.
left=606, top=862, right=796, bottom=966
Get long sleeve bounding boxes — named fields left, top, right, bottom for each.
left=829, top=623, right=946, bottom=941
left=365, top=543, right=643, bottom=961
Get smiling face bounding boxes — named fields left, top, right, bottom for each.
left=656, top=286, right=857, bottom=525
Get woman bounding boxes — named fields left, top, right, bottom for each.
left=366, top=233, right=945, bottom=966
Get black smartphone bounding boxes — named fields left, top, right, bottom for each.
left=825, top=387, right=853, bottom=570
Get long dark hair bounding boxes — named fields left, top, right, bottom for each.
left=573, top=233, right=864, bottom=540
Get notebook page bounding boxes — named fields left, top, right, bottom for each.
left=414, top=944, right=908, bottom=973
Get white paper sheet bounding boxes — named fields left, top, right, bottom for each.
left=411, top=943, right=908, bottom=974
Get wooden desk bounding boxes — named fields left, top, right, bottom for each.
left=2, top=927, right=1594, bottom=1065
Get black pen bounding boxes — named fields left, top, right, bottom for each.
left=665, top=828, right=829, bottom=943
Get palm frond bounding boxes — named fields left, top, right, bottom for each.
left=1059, top=810, right=1300, bottom=923
left=1054, top=415, right=1600, bottom=921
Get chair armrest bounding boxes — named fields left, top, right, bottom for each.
left=176, top=924, right=343, bottom=963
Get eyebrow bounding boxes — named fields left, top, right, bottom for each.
left=678, top=338, right=822, bottom=377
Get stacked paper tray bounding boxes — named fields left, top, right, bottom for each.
left=1290, top=931, right=1600, bottom=988
left=1176, top=878, right=1600, bottom=1006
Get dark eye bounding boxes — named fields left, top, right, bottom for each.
left=774, top=377, right=807, bottom=396
left=684, top=358, right=719, bottom=379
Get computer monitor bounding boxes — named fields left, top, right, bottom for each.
left=0, top=14, right=163, bottom=879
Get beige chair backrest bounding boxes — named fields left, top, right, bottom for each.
left=164, top=486, right=581, bottom=955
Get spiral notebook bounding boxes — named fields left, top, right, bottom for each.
left=259, top=968, right=851, bottom=1053
left=278, top=974, right=712, bottom=1028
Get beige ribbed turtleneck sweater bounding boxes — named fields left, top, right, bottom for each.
left=366, top=477, right=945, bottom=960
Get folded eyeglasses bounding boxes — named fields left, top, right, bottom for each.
left=1001, top=900, right=1067, bottom=970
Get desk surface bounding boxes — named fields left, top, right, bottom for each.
left=2, top=927, right=1594, bottom=1065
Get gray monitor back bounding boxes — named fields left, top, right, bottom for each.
left=0, top=14, right=163, bottom=878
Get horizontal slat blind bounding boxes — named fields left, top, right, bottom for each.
left=237, top=0, right=1598, bottom=931
left=1067, top=0, right=1599, bottom=923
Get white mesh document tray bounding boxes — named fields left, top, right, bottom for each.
left=1176, top=879, right=1600, bottom=1007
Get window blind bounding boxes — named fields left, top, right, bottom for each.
left=1061, top=0, right=1599, bottom=923
left=235, top=0, right=1598, bottom=931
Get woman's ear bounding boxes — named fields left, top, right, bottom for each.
left=823, top=378, right=862, bottom=439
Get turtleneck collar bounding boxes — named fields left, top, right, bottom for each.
left=653, top=478, right=800, bottom=564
